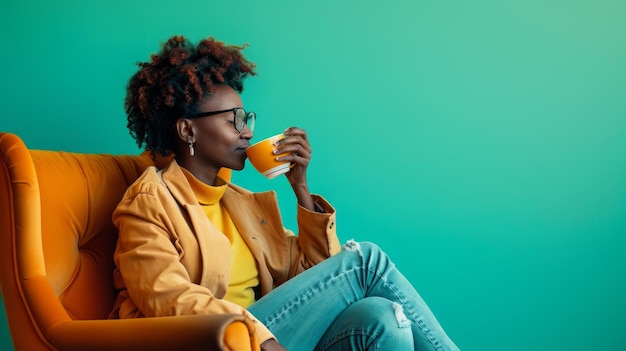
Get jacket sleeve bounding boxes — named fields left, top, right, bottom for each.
left=112, top=179, right=275, bottom=343
left=287, top=194, right=341, bottom=276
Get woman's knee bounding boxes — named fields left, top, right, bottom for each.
left=342, top=240, right=384, bottom=257
left=342, top=240, right=393, bottom=269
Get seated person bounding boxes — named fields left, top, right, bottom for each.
left=109, top=35, right=459, bottom=351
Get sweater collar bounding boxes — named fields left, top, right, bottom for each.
left=180, top=167, right=227, bottom=205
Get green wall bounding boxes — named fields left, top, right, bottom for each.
left=1, top=1, right=625, bottom=350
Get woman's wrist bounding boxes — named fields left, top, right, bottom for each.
left=292, top=182, right=315, bottom=211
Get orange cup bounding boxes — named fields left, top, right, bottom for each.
left=245, top=133, right=292, bottom=179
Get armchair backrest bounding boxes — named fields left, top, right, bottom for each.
left=0, top=132, right=159, bottom=349
left=33, top=148, right=161, bottom=320
left=0, top=132, right=232, bottom=350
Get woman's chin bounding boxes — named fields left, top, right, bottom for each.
left=231, top=162, right=246, bottom=171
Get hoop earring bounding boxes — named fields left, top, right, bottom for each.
left=188, top=141, right=195, bottom=157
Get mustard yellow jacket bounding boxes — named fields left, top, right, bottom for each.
left=110, top=160, right=341, bottom=342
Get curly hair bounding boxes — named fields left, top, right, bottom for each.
left=125, top=35, right=256, bottom=157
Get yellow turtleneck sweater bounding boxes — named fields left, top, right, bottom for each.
left=182, top=169, right=259, bottom=308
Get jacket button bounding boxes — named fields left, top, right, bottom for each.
left=329, top=222, right=334, bottom=229
left=260, top=218, right=267, bottom=224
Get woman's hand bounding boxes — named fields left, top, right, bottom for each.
left=275, top=127, right=315, bottom=211
left=261, top=338, right=288, bottom=351
left=276, top=127, right=311, bottom=186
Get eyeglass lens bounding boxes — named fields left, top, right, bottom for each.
left=235, top=108, right=255, bottom=133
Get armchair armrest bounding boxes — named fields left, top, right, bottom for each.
left=47, top=313, right=259, bottom=351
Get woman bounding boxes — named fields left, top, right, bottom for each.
left=110, top=35, right=459, bottom=351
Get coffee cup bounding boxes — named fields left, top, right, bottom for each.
left=245, top=133, right=293, bottom=179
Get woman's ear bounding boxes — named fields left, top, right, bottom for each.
left=176, top=118, right=195, bottom=143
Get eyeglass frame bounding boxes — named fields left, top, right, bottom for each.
left=188, top=107, right=256, bottom=133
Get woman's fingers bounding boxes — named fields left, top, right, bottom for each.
left=276, top=127, right=311, bottom=158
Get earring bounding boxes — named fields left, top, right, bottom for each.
left=188, top=140, right=195, bottom=157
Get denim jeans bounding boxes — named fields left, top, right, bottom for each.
left=248, top=241, right=460, bottom=350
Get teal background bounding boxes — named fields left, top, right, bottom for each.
left=1, top=1, right=625, bottom=350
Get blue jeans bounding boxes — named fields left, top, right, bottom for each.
left=248, top=241, right=459, bottom=350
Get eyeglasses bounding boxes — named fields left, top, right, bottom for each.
left=190, top=108, right=256, bottom=133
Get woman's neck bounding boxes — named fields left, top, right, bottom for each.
left=175, top=157, right=219, bottom=186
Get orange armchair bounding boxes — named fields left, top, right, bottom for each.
left=0, top=132, right=260, bottom=351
